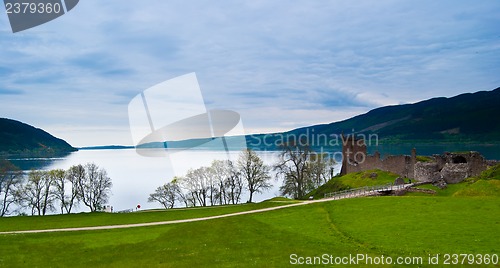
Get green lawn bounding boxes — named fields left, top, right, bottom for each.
left=412, top=180, right=500, bottom=198
left=0, top=195, right=498, bottom=267
left=1, top=166, right=498, bottom=267
left=0, top=201, right=287, bottom=232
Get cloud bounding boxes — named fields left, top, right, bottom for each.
left=0, top=0, right=499, bottom=146
left=0, top=88, right=23, bottom=95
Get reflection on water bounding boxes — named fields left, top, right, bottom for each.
left=16, top=149, right=307, bottom=212
left=8, top=157, right=67, bottom=171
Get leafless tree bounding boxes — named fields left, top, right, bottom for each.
left=148, top=182, right=179, bottom=209
left=209, top=160, right=229, bottom=205
left=275, top=138, right=334, bottom=199
left=62, top=164, right=85, bottom=213
left=171, top=177, right=194, bottom=208
left=0, top=159, right=23, bottom=217
left=77, top=163, right=112, bottom=212
left=49, top=169, right=68, bottom=214
left=20, top=170, right=54, bottom=215
left=225, top=160, right=243, bottom=204
left=184, top=167, right=210, bottom=207
left=237, top=149, right=271, bottom=203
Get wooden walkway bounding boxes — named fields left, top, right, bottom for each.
left=323, top=183, right=414, bottom=200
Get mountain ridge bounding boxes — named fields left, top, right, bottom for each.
left=0, top=118, right=77, bottom=157
left=281, top=87, right=500, bottom=144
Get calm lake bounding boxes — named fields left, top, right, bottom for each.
left=8, top=143, right=500, bottom=213
left=10, top=149, right=315, bottom=212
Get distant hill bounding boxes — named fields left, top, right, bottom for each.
left=246, top=87, right=500, bottom=148
left=108, top=87, right=500, bottom=151
left=79, top=145, right=133, bottom=150
left=0, top=118, right=77, bottom=157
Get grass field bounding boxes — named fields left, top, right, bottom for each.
left=0, top=195, right=498, bottom=267
left=1, top=166, right=498, bottom=267
left=0, top=201, right=290, bottom=232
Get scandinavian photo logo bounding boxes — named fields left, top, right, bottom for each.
left=128, top=73, right=247, bottom=177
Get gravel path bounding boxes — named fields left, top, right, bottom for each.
left=0, top=201, right=313, bottom=235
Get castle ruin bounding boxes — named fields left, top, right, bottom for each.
left=340, top=135, right=495, bottom=184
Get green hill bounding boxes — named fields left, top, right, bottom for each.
left=134, top=87, right=500, bottom=151
left=0, top=118, right=76, bottom=157
left=246, top=87, right=500, bottom=148
left=294, top=87, right=500, bottom=143
left=305, top=170, right=401, bottom=199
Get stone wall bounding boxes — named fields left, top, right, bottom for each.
left=414, top=162, right=440, bottom=182
left=340, top=135, right=416, bottom=178
left=340, top=135, right=494, bottom=184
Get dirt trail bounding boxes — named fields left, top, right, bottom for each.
left=0, top=201, right=312, bottom=235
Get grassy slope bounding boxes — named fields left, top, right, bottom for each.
left=306, top=170, right=400, bottom=199
left=0, top=197, right=498, bottom=267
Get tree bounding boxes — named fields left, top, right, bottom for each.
left=204, top=166, right=219, bottom=206
left=210, top=160, right=229, bottom=205
left=21, top=170, right=54, bottom=216
left=0, top=159, right=23, bottom=217
left=184, top=167, right=209, bottom=207
left=49, top=169, right=68, bottom=214
left=172, top=177, right=196, bottom=208
left=308, top=153, right=335, bottom=187
left=62, top=165, right=85, bottom=213
left=225, top=160, right=243, bottom=204
left=237, top=149, right=271, bottom=203
left=148, top=182, right=179, bottom=209
left=274, top=138, right=334, bottom=199
left=77, top=163, right=112, bottom=212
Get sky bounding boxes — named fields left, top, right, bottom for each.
left=0, top=0, right=499, bottom=147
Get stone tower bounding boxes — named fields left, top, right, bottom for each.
left=340, top=134, right=367, bottom=175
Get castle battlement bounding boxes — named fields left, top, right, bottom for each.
left=340, top=134, right=494, bottom=184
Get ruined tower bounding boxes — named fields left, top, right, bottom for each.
left=340, top=134, right=367, bottom=175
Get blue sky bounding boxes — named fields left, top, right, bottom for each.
left=0, top=0, right=499, bottom=146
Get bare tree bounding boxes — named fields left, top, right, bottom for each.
left=225, top=160, right=243, bottom=204
left=62, top=165, right=85, bottom=213
left=237, top=149, right=271, bottom=203
left=184, top=167, right=209, bottom=207
left=209, top=160, right=228, bottom=205
left=148, top=182, right=179, bottom=209
left=20, top=170, right=54, bottom=216
left=78, top=163, right=112, bottom=212
left=204, top=166, right=219, bottom=206
left=275, top=139, right=334, bottom=199
left=49, top=169, right=68, bottom=214
left=0, top=159, right=23, bottom=217
left=172, top=177, right=196, bottom=208
left=308, top=153, right=335, bottom=187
